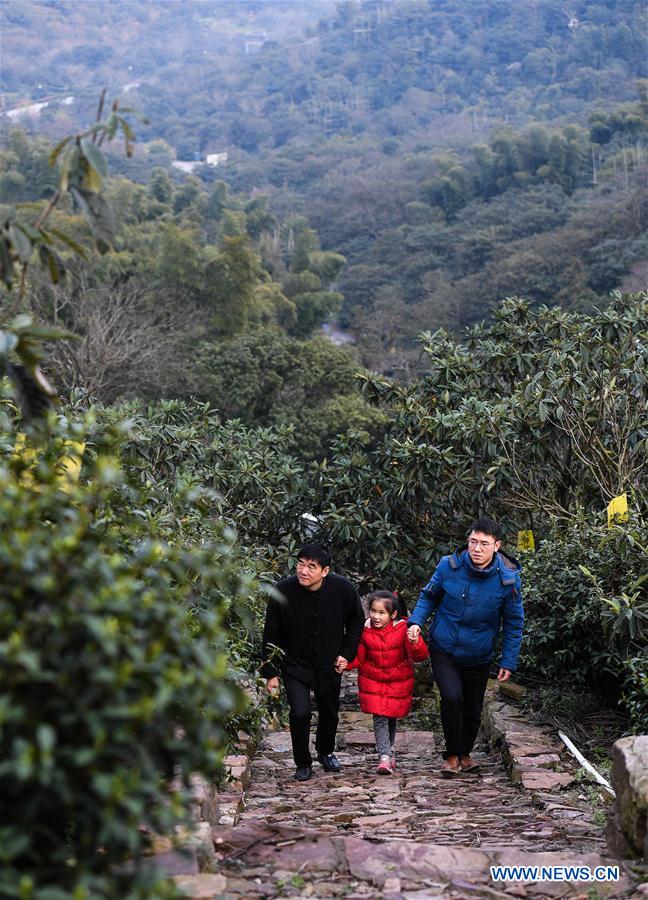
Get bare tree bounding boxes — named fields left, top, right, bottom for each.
left=38, top=276, right=208, bottom=404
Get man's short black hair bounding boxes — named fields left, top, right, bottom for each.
left=297, top=542, right=331, bottom=568
left=468, top=517, right=502, bottom=541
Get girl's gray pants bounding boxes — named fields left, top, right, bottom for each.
left=373, top=714, right=398, bottom=756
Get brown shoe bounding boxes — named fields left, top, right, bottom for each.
left=460, top=755, right=480, bottom=773
left=440, top=755, right=461, bottom=777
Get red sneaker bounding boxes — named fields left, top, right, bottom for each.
left=376, top=755, right=392, bottom=775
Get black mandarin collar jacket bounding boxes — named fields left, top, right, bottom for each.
left=261, top=573, right=365, bottom=692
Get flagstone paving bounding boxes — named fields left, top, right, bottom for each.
left=239, top=723, right=605, bottom=854
left=173, top=677, right=637, bottom=898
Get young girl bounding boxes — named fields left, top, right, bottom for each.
left=338, top=590, right=429, bottom=774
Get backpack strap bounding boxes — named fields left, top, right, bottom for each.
left=497, top=552, right=516, bottom=586
left=449, top=547, right=466, bottom=570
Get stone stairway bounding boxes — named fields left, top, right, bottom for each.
left=239, top=721, right=605, bottom=854
left=169, top=677, right=637, bottom=898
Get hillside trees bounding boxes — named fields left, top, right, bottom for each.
left=307, top=293, right=648, bottom=725
left=5, top=1, right=647, bottom=359
left=33, top=276, right=205, bottom=402
left=0, top=130, right=56, bottom=203
left=5, top=0, right=645, bottom=150
left=193, top=328, right=388, bottom=459
left=204, top=234, right=264, bottom=335
left=334, top=106, right=647, bottom=350
left=2, top=128, right=385, bottom=463
left=311, top=294, right=648, bottom=585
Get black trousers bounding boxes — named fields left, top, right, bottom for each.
left=283, top=674, right=341, bottom=767
left=431, top=650, right=491, bottom=759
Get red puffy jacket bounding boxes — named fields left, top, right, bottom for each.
left=347, top=618, right=429, bottom=718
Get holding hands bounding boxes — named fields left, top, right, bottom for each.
left=265, top=676, right=280, bottom=696
left=407, top=624, right=421, bottom=644
left=335, top=655, right=348, bottom=673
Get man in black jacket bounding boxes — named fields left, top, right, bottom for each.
left=262, top=543, right=365, bottom=781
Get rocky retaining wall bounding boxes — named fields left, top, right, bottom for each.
left=607, top=734, right=648, bottom=863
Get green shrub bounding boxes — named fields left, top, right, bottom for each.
left=623, top=650, right=648, bottom=734
left=521, top=514, right=648, bottom=728
left=0, top=417, right=250, bottom=898
left=96, top=397, right=306, bottom=562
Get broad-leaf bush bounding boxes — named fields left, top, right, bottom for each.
left=95, top=397, right=306, bottom=556
left=86, top=398, right=308, bottom=736
left=623, top=650, right=648, bottom=734
left=0, top=413, right=250, bottom=898
left=520, top=515, right=648, bottom=716
left=314, top=294, right=647, bottom=568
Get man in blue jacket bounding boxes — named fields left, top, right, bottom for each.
left=407, top=517, right=524, bottom=777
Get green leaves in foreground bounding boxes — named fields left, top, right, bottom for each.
left=0, top=316, right=78, bottom=422
left=1, top=94, right=141, bottom=291
left=0, top=417, right=248, bottom=897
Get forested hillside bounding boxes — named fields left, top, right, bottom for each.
left=2, top=0, right=646, bottom=370
left=0, top=125, right=392, bottom=458
left=4, top=1, right=644, bottom=147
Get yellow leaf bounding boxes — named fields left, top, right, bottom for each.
left=11, top=432, right=37, bottom=488
left=9, top=434, right=84, bottom=492
left=82, top=163, right=103, bottom=193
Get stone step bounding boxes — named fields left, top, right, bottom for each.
left=160, top=675, right=631, bottom=898
left=169, top=822, right=627, bottom=898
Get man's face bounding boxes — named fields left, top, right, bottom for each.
left=467, top=530, right=501, bottom=569
left=296, top=557, right=329, bottom=591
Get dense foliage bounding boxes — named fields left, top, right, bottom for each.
left=0, top=129, right=386, bottom=460
left=304, top=294, right=648, bottom=729
left=4, top=1, right=644, bottom=148
left=522, top=517, right=648, bottom=725
left=2, top=1, right=646, bottom=364
left=0, top=412, right=255, bottom=898
left=0, top=289, right=646, bottom=898
left=96, top=396, right=307, bottom=564
left=311, top=294, right=648, bottom=579
left=193, top=328, right=388, bottom=458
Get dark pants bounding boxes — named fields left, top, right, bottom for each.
left=284, top=674, right=341, bottom=767
left=431, top=650, right=491, bottom=759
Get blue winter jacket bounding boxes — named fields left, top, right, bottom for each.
left=408, top=548, right=524, bottom=671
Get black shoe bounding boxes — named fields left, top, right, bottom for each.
left=294, top=766, right=313, bottom=781
left=317, top=753, right=341, bottom=773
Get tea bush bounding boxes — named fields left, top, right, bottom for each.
left=521, top=514, right=648, bottom=730
left=623, top=650, right=648, bottom=733
left=0, top=415, right=251, bottom=898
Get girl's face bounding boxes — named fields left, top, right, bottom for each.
left=370, top=600, right=397, bottom=629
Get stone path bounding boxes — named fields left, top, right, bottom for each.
left=240, top=723, right=606, bottom=855
left=171, top=677, right=637, bottom=898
